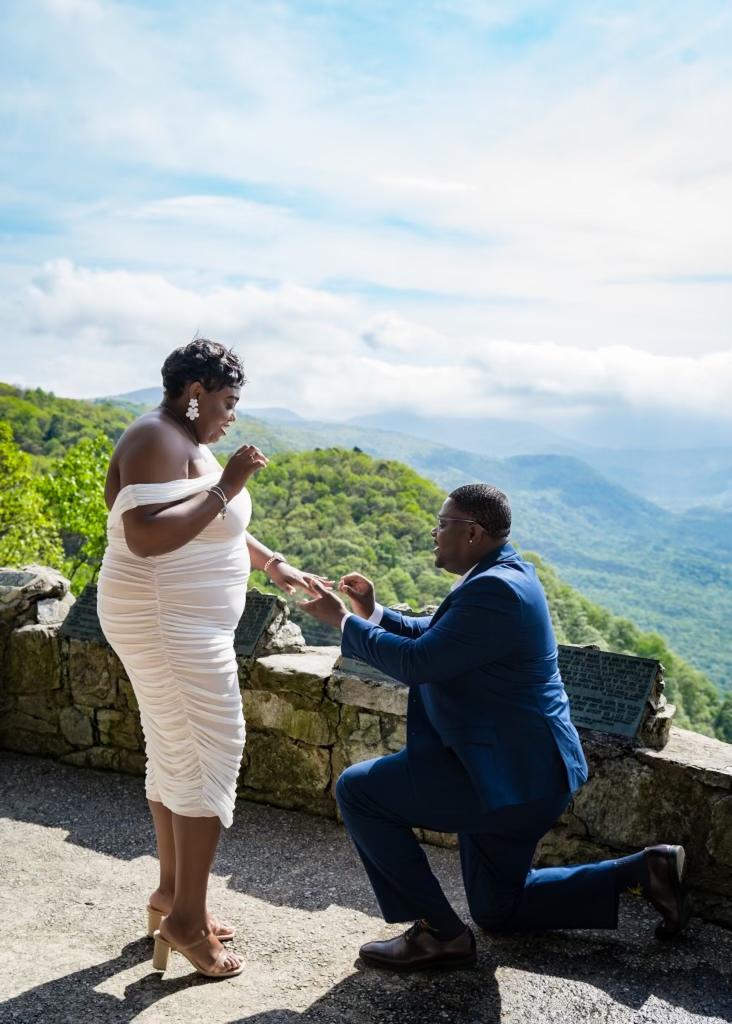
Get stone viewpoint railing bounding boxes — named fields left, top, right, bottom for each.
left=1, top=566, right=731, bottom=929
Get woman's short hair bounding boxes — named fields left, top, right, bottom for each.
left=449, top=483, right=511, bottom=539
left=161, top=339, right=246, bottom=398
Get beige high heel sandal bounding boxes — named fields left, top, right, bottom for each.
left=152, top=929, right=244, bottom=979
left=146, top=905, right=235, bottom=941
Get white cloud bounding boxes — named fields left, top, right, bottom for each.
left=8, top=260, right=732, bottom=427
left=378, top=176, right=476, bottom=194
left=360, top=313, right=445, bottom=354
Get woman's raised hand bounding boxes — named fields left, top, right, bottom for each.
left=219, top=444, right=268, bottom=497
left=339, top=573, right=376, bottom=619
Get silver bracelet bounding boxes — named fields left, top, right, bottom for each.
left=207, top=485, right=228, bottom=519
left=263, top=551, right=286, bottom=574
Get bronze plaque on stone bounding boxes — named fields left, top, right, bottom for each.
left=233, top=591, right=280, bottom=656
left=59, top=584, right=108, bottom=645
left=0, top=570, right=37, bottom=589
left=558, top=645, right=658, bottom=739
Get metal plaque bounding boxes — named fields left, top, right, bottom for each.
left=0, top=570, right=37, bottom=589
left=58, top=584, right=108, bottom=645
left=234, top=591, right=280, bottom=657
left=558, top=644, right=658, bottom=739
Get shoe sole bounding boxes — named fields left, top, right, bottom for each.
left=359, top=952, right=478, bottom=972
left=654, top=845, right=690, bottom=942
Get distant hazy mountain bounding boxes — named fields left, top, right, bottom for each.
left=348, top=410, right=732, bottom=514
left=587, top=447, right=732, bottom=512
left=555, top=405, right=732, bottom=451
left=101, top=395, right=732, bottom=512
left=349, top=411, right=586, bottom=457
left=99, top=388, right=306, bottom=426
left=243, top=407, right=306, bottom=423
left=100, top=386, right=162, bottom=408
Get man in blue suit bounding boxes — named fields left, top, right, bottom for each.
left=301, top=483, right=688, bottom=970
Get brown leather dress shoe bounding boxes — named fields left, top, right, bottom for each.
left=643, top=845, right=689, bottom=941
left=359, top=921, right=477, bottom=971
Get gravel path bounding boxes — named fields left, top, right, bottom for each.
left=1, top=752, right=731, bottom=1024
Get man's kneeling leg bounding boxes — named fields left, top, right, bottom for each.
left=336, top=753, right=475, bottom=968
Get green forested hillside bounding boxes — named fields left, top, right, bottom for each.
left=0, top=384, right=134, bottom=459
left=247, top=448, right=447, bottom=609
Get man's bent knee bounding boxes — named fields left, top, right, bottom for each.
left=466, top=891, right=520, bottom=933
left=335, top=758, right=380, bottom=813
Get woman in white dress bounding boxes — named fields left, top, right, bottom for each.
left=97, top=339, right=329, bottom=979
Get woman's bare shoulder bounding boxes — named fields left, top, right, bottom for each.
left=115, top=412, right=191, bottom=486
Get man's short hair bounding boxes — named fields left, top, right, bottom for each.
left=449, top=483, right=511, bottom=540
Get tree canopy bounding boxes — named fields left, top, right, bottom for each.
left=0, top=383, right=133, bottom=460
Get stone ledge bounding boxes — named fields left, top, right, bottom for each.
left=637, top=727, right=732, bottom=790
left=328, top=670, right=408, bottom=718
left=248, top=648, right=339, bottom=701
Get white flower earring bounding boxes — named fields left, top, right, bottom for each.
left=186, top=396, right=199, bottom=421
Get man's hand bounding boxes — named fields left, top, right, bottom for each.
left=299, top=582, right=349, bottom=629
left=339, top=573, right=375, bottom=619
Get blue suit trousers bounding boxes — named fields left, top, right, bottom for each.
left=336, top=749, right=621, bottom=932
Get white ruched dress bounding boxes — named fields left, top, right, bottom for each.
left=97, top=472, right=250, bottom=828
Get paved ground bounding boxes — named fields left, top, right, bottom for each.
left=1, top=752, right=731, bottom=1024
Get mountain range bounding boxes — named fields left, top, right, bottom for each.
left=103, top=389, right=732, bottom=513
left=98, top=389, right=732, bottom=689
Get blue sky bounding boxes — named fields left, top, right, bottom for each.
left=1, top=0, right=731, bottom=439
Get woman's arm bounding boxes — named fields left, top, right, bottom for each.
left=123, top=491, right=227, bottom=558
left=245, top=531, right=281, bottom=572
left=246, top=531, right=332, bottom=596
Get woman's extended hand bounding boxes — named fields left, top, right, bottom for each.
left=219, top=444, right=268, bottom=497
left=268, top=562, right=334, bottom=597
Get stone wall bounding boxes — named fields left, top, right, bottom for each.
left=2, top=567, right=731, bottom=929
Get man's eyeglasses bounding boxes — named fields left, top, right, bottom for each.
left=435, top=516, right=482, bottom=531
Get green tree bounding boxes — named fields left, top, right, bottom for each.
left=0, top=382, right=133, bottom=459
left=0, top=422, right=63, bottom=567
left=39, top=434, right=112, bottom=589
left=714, top=695, right=732, bottom=744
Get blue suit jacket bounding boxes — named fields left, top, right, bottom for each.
left=342, top=543, right=588, bottom=811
